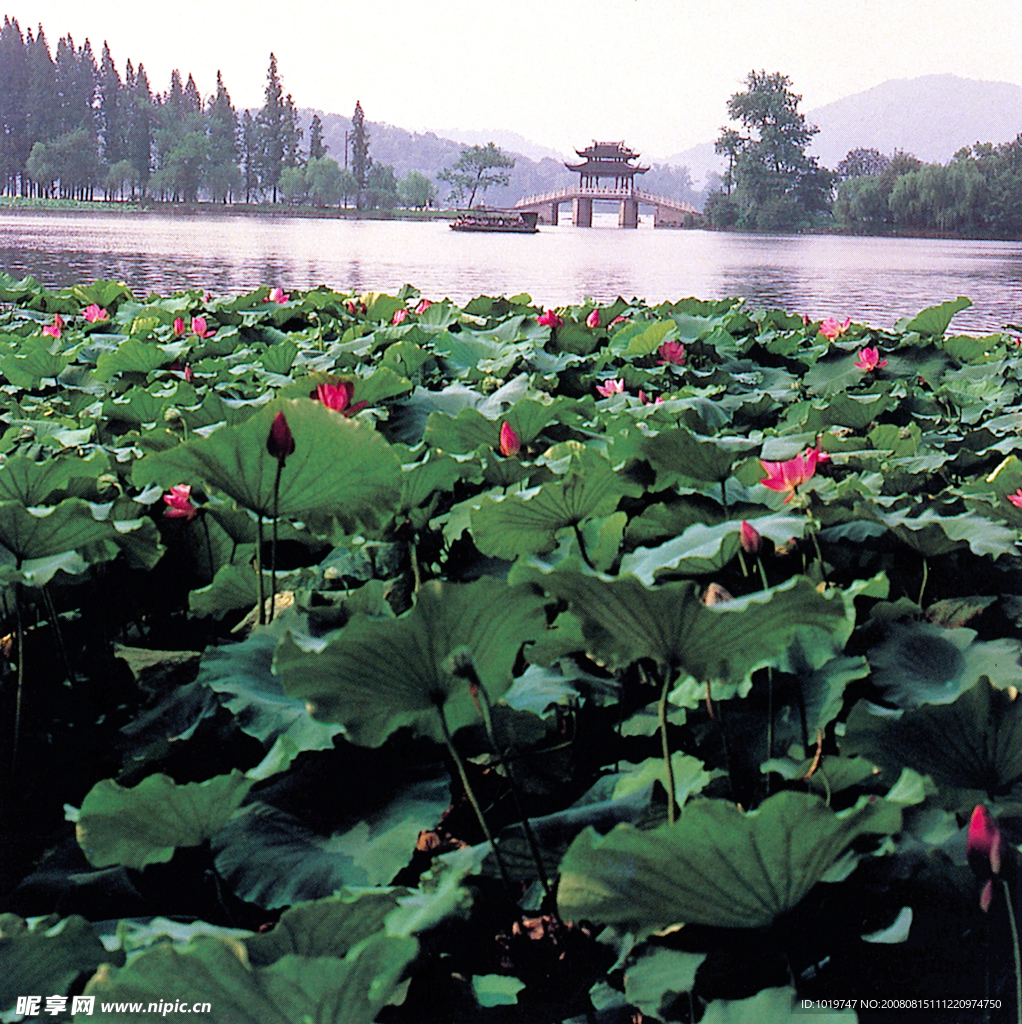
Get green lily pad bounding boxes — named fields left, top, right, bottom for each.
left=75, top=770, right=254, bottom=869
left=623, top=947, right=705, bottom=1020
left=473, top=974, right=526, bottom=1007
left=557, top=791, right=901, bottom=932
left=842, top=680, right=1022, bottom=808
left=0, top=914, right=120, bottom=1013
left=132, top=398, right=402, bottom=524
left=900, top=296, right=972, bottom=337
left=643, top=427, right=760, bottom=485
left=275, top=577, right=547, bottom=746
left=83, top=932, right=416, bottom=1024
left=530, top=573, right=853, bottom=700
left=701, top=986, right=856, bottom=1022
left=0, top=498, right=122, bottom=565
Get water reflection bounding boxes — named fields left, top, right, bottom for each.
left=1, top=210, right=1022, bottom=332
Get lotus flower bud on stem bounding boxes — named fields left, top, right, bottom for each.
left=266, top=411, right=295, bottom=465
left=740, top=520, right=762, bottom=555
left=499, top=421, right=520, bottom=457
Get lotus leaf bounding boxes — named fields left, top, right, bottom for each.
left=557, top=791, right=901, bottom=932
left=132, top=398, right=402, bottom=523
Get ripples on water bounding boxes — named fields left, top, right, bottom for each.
left=2, top=209, right=1022, bottom=332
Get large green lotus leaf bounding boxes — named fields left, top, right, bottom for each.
left=83, top=933, right=417, bottom=1024
left=75, top=770, right=254, bottom=869
left=619, top=319, right=677, bottom=357
left=842, top=681, right=1022, bottom=808
left=804, top=391, right=898, bottom=430
left=623, top=947, right=706, bottom=1021
left=533, top=573, right=853, bottom=698
left=866, top=620, right=1022, bottom=708
left=0, top=452, right=110, bottom=506
left=72, top=279, right=134, bottom=310
left=470, top=448, right=640, bottom=560
left=275, top=578, right=547, bottom=746
left=188, top=563, right=258, bottom=619
left=897, top=296, right=971, bottom=336
left=802, top=349, right=871, bottom=397
left=701, top=986, right=857, bottom=1023
left=965, top=454, right=1022, bottom=528
left=132, top=398, right=402, bottom=521
left=619, top=512, right=807, bottom=584
left=0, top=499, right=121, bottom=564
left=643, top=426, right=760, bottom=484
left=0, top=336, right=75, bottom=387
left=244, top=890, right=408, bottom=966
left=213, top=769, right=450, bottom=905
left=397, top=448, right=483, bottom=513
left=94, top=338, right=183, bottom=380
left=196, top=625, right=345, bottom=778
left=864, top=504, right=1017, bottom=558
left=557, top=791, right=900, bottom=932
left=0, top=914, right=120, bottom=1013
left=424, top=397, right=568, bottom=453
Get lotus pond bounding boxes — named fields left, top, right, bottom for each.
left=0, top=275, right=1020, bottom=1022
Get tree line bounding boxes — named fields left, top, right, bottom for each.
left=706, top=69, right=1022, bottom=239
left=0, top=16, right=447, bottom=208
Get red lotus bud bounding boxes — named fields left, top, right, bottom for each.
left=739, top=520, right=762, bottom=555
left=968, top=804, right=1002, bottom=880
left=267, top=411, right=295, bottom=464
left=499, top=421, right=520, bottom=457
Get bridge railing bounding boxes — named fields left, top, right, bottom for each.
left=515, top=186, right=701, bottom=215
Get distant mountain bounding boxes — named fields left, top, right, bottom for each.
left=658, top=141, right=724, bottom=190
left=430, top=128, right=570, bottom=165
left=300, top=110, right=703, bottom=208
left=806, top=75, right=1022, bottom=168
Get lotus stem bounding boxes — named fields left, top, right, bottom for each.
left=918, top=556, right=929, bottom=607
left=436, top=701, right=514, bottom=895
left=42, top=585, right=73, bottom=683
left=255, top=516, right=265, bottom=626
left=659, top=676, right=678, bottom=825
left=757, top=555, right=770, bottom=592
left=11, top=582, right=23, bottom=777
left=474, top=677, right=552, bottom=898
left=269, top=461, right=283, bottom=622
left=766, top=668, right=774, bottom=795
left=572, top=524, right=597, bottom=572
left=409, top=538, right=421, bottom=592
left=738, top=549, right=749, bottom=577
left=1004, top=879, right=1022, bottom=1024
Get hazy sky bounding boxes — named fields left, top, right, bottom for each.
left=9, top=0, right=1022, bottom=158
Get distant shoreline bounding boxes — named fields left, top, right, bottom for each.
left=0, top=198, right=457, bottom=222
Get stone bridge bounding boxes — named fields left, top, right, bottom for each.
left=513, top=185, right=703, bottom=228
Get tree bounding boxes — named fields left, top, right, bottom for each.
left=337, top=166, right=359, bottom=208
left=281, top=92, right=302, bottom=170
left=714, top=128, right=744, bottom=196
left=398, top=170, right=436, bottom=209
left=836, top=148, right=889, bottom=180
left=207, top=70, right=239, bottom=202
left=125, top=62, right=153, bottom=192
left=308, top=114, right=327, bottom=160
left=277, top=164, right=307, bottom=205
left=257, top=53, right=285, bottom=201
left=306, top=156, right=342, bottom=206
left=437, top=142, right=514, bottom=209
left=715, top=70, right=832, bottom=230
left=0, top=17, right=29, bottom=193
left=98, top=42, right=126, bottom=167
left=351, top=100, right=370, bottom=205
left=241, top=110, right=260, bottom=202
left=365, top=162, right=399, bottom=209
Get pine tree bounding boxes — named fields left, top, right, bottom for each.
left=98, top=41, right=125, bottom=166
left=0, top=17, right=29, bottom=193
left=25, top=26, right=58, bottom=195
left=351, top=100, right=371, bottom=205
left=281, top=92, right=302, bottom=169
left=208, top=71, right=240, bottom=202
left=308, top=114, right=327, bottom=160
left=256, top=53, right=285, bottom=201
left=183, top=73, right=201, bottom=115
left=126, top=62, right=153, bottom=191
left=242, top=109, right=260, bottom=202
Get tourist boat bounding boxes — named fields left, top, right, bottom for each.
left=450, top=209, right=539, bottom=233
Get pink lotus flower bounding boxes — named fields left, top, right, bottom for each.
left=499, top=421, right=520, bottom=457
left=739, top=520, right=762, bottom=554
left=392, top=308, right=408, bottom=326
left=637, top=390, right=663, bottom=405
left=968, top=805, right=1002, bottom=912
left=610, top=315, right=628, bottom=327
left=1008, top=489, right=1022, bottom=509
left=536, top=309, right=563, bottom=329
left=595, top=378, right=626, bottom=398
left=173, top=317, right=186, bottom=337
left=819, top=317, right=851, bottom=340
left=316, top=381, right=367, bottom=418
left=657, top=341, right=686, bottom=366
left=184, top=365, right=194, bottom=383
left=82, top=304, right=108, bottom=323
left=267, top=411, right=296, bottom=464
left=265, top=286, right=289, bottom=303
left=41, top=313, right=64, bottom=339
left=760, top=446, right=829, bottom=503
left=191, top=316, right=215, bottom=339
left=586, top=309, right=601, bottom=329
left=854, top=346, right=888, bottom=371
left=415, top=298, right=432, bottom=315
left=163, top=484, right=197, bottom=520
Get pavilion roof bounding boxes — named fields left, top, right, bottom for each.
left=565, top=159, right=649, bottom=176
left=575, top=141, right=641, bottom=160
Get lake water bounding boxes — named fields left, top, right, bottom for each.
left=2, top=208, right=1022, bottom=333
